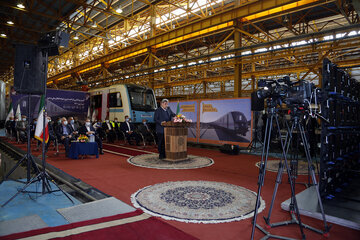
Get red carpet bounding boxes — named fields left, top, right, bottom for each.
left=102, top=143, right=156, bottom=156
left=1, top=210, right=198, bottom=240
left=3, top=139, right=360, bottom=240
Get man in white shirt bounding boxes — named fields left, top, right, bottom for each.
left=79, top=118, right=103, bottom=154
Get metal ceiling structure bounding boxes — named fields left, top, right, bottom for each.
left=0, top=0, right=359, bottom=99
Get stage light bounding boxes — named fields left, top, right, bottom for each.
left=116, top=7, right=123, bottom=14
left=17, top=2, right=25, bottom=9
left=7, top=20, right=14, bottom=25
left=1, top=33, right=7, bottom=37
left=73, top=34, right=79, bottom=40
left=92, top=21, right=97, bottom=28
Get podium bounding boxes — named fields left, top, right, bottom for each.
left=162, top=122, right=190, bottom=162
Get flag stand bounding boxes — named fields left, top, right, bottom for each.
left=1, top=50, right=74, bottom=208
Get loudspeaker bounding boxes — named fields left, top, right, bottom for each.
left=220, top=144, right=240, bottom=155
left=14, top=45, right=47, bottom=94
left=251, top=91, right=264, bottom=111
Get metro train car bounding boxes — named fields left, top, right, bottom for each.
left=210, top=111, right=249, bottom=136
left=89, top=84, right=157, bottom=123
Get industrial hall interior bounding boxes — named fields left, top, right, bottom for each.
left=0, top=0, right=359, bottom=239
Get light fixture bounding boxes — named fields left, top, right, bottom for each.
left=107, top=33, right=115, bottom=44
left=7, top=20, right=14, bottom=25
left=92, top=21, right=97, bottom=28
left=17, top=2, right=25, bottom=9
left=283, top=15, right=289, bottom=23
left=1, top=33, right=7, bottom=37
left=73, top=34, right=79, bottom=40
left=116, top=7, right=123, bottom=14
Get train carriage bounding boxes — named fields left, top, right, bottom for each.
left=89, top=84, right=157, bottom=123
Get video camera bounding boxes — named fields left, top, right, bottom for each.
left=255, top=76, right=316, bottom=108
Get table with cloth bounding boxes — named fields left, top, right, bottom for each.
left=68, top=142, right=99, bottom=159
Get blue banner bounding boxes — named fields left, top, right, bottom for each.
left=11, top=89, right=89, bottom=120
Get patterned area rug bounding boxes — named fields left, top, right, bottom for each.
left=127, top=154, right=214, bottom=170
left=255, top=160, right=310, bottom=175
left=131, top=181, right=265, bottom=223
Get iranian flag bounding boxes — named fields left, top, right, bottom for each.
left=5, top=102, right=14, bottom=121
left=35, top=95, right=49, bottom=143
left=176, top=101, right=180, bottom=115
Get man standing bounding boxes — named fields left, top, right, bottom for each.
left=79, top=118, right=104, bottom=154
left=56, top=117, right=73, bottom=157
left=154, top=99, right=175, bottom=159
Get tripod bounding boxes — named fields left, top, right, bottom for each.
left=247, top=111, right=263, bottom=152
left=1, top=95, right=42, bottom=185
left=1, top=50, right=74, bottom=207
left=263, top=106, right=331, bottom=236
left=251, top=99, right=305, bottom=240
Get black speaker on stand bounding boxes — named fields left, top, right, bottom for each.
left=14, top=45, right=46, bottom=95
left=2, top=33, right=73, bottom=207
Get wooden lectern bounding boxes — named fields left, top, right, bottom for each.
left=162, top=121, right=190, bottom=162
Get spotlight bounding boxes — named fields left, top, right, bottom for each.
left=116, top=7, right=123, bottom=14
left=73, top=34, right=79, bottom=40
left=17, top=2, right=25, bottom=9
left=92, top=21, right=97, bottom=28
left=7, top=20, right=14, bottom=25
left=1, top=33, right=7, bottom=37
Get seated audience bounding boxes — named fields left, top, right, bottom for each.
left=56, top=117, right=73, bottom=157
left=120, top=115, right=140, bottom=145
left=138, top=119, right=155, bottom=145
left=102, top=117, right=116, bottom=143
left=16, top=115, right=28, bottom=143
left=79, top=118, right=104, bottom=154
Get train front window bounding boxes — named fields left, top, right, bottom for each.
left=109, top=92, right=123, bottom=107
left=127, top=86, right=156, bottom=111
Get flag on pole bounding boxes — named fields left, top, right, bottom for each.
left=15, top=104, right=21, bottom=120
left=176, top=101, right=180, bottom=115
left=87, top=106, right=91, bottom=119
left=5, top=102, right=14, bottom=121
left=91, top=109, right=97, bottom=122
left=35, top=95, right=49, bottom=143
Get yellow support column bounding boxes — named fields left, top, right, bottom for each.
left=234, top=19, right=242, bottom=97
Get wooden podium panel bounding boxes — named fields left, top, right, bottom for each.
left=163, top=122, right=190, bottom=162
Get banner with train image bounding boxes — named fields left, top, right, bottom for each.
left=169, top=98, right=252, bottom=147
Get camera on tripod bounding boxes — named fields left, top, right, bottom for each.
left=254, top=76, right=317, bottom=111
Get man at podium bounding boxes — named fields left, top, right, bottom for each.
left=154, top=99, right=175, bottom=159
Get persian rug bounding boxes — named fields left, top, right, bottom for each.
left=131, top=181, right=265, bottom=223
left=255, top=160, right=312, bottom=175
left=127, top=154, right=214, bottom=169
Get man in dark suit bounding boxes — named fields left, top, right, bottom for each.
left=5, top=116, right=16, bottom=139
left=56, top=117, right=73, bottom=157
left=102, top=117, right=116, bottom=143
left=79, top=118, right=104, bottom=154
left=138, top=119, right=155, bottom=145
left=154, top=99, right=175, bottom=159
left=68, top=117, right=79, bottom=139
left=120, top=115, right=140, bottom=145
